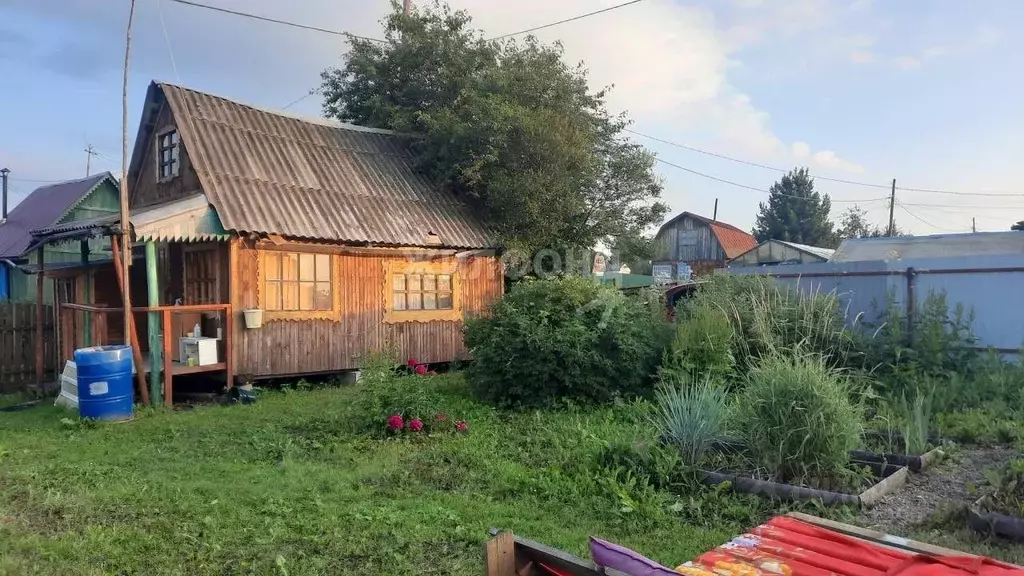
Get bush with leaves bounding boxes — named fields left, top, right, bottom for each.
left=736, top=351, right=862, bottom=485
left=661, top=303, right=735, bottom=381
left=351, top=349, right=441, bottom=434
left=465, top=276, right=671, bottom=408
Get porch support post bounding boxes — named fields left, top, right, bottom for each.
left=80, top=240, right=91, bottom=346
left=145, top=241, right=163, bottom=405
left=34, top=249, right=44, bottom=389
left=111, top=235, right=151, bottom=406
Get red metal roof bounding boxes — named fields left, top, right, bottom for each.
left=709, top=220, right=758, bottom=259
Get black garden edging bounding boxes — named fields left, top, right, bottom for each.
left=696, top=460, right=909, bottom=509
left=968, top=497, right=1024, bottom=543
left=849, top=447, right=945, bottom=473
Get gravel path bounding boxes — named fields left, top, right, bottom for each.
left=860, top=448, right=1016, bottom=533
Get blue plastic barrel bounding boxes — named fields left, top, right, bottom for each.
left=74, top=345, right=134, bottom=421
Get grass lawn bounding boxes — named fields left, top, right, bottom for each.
left=0, top=377, right=736, bottom=576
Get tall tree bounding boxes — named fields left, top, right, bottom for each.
left=753, top=168, right=837, bottom=247
left=321, top=2, right=667, bottom=253
left=837, top=204, right=903, bottom=239
left=1012, top=221, right=1024, bottom=231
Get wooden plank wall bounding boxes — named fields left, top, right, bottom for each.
left=231, top=242, right=503, bottom=378
left=0, top=302, right=55, bottom=392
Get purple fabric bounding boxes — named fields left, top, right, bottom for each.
left=0, top=172, right=114, bottom=258
left=589, top=537, right=678, bottom=576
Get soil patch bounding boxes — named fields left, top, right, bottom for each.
left=860, top=447, right=1016, bottom=533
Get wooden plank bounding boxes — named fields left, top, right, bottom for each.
left=859, top=466, right=908, bottom=509
left=162, top=308, right=173, bottom=406
left=171, top=361, right=226, bottom=375
left=484, top=531, right=516, bottom=576
left=131, top=304, right=231, bottom=313
left=35, top=250, right=44, bottom=388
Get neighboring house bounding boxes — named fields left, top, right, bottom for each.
left=729, top=239, right=834, bottom=267
left=0, top=173, right=120, bottom=302
left=652, top=211, right=757, bottom=282
left=31, top=82, right=502, bottom=392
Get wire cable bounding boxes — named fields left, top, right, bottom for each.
left=166, top=0, right=385, bottom=42
left=654, top=157, right=888, bottom=204
left=897, top=203, right=968, bottom=233
left=486, top=0, right=646, bottom=41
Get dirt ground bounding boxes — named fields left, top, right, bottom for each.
left=860, top=447, right=1016, bottom=533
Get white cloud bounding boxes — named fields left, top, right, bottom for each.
left=849, top=51, right=874, bottom=64
left=892, top=55, right=922, bottom=70
left=811, top=150, right=864, bottom=173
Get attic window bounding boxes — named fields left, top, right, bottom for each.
left=157, top=129, right=180, bottom=180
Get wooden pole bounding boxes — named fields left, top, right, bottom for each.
left=80, top=240, right=91, bottom=346
left=111, top=236, right=151, bottom=406
left=887, top=179, right=896, bottom=237
left=145, top=242, right=163, bottom=404
left=119, top=0, right=136, bottom=345
left=162, top=308, right=173, bottom=406
left=34, top=250, right=44, bottom=390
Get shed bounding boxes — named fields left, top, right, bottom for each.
left=652, top=211, right=757, bottom=282
left=729, top=239, right=834, bottom=266
left=30, top=81, right=503, bottom=403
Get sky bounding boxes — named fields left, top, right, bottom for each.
left=1, top=0, right=1023, bottom=236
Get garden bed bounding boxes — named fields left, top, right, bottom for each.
left=696, top=459, right=908, bottom=508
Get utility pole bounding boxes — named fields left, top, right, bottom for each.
left=120, top=0, right=137, bottom=345
left=403, top=0, right=412, bottom=15
left=712, top=198, right=719, bottom=222
left=85, top=144, right=98, bottom=177
left=887, top=178, right=896, bottom=237
left=1, top=167, right=9, bottom=224
left=972, top=217, right=977, bottom=233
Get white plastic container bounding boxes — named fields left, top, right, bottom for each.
left=243, top=309, right=263, bottom=329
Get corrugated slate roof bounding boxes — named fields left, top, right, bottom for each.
left=0, top=172, right=116, bottom=259
left=150, top=82, right=493, bottom=249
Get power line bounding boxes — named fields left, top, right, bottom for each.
left=166, top=0, right=385, bottom=42
left=283, top=90, right=319, bottom=110
left=897, top=203, right=969, bottom=233
left=901, top=201, right=1024, bottom=211
left=653, top=157, right=888, bottom=204
left=486, top=0, right=646, bottom=41
left=627, top=128, right=1024, bottom=198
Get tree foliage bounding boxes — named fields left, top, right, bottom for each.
left=1012, top=221, right=1024, bottom=232
left=752, top=168, right=837, bottom=247
left=837, top=204, right=904, bottom=239
left=320, top=2, right=667, bottom=252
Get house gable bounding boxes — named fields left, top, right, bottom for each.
left=128, top=85, right=203, bottom=209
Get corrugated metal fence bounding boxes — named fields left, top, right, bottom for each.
left=729, top=254, right=1024, bottom=354
left=0, top=302, right=55, bottom=392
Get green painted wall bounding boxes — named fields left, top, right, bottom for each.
left=8, top=180, right=119, bottom=304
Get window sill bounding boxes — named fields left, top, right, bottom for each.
left=383, top=309, right=463, bottom=324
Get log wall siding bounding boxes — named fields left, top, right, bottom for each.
left=230, top=241, right=502, bottom=378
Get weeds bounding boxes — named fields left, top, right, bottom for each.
left=897, top=386, right=934, bottom=455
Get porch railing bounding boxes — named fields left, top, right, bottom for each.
left=58, top=303, right=234, bottom=406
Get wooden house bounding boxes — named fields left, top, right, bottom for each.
left=652, top=211, right=757, bottom=282
left=29, top=82, right=502, bottom=402
left=0, top=173, right=119, bottom=302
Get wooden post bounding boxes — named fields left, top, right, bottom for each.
left=34, top=250, right=44, bottom=389
left=145, top=242, right=163, bottom=404
left=111, top=235, right=151, bottom=406
left=484, top=531, right=516, bottom=576
left=80, top=240, right=91, bottom=346
left=226, top=238, right=237, bottom=390
left=162, top=308, right=173, bottom=406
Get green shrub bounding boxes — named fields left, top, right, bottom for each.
left=596, top=439, right=683, bottom=490
left=351, top=349, right=441, bottom=434
left=464, top=277, right=671, bottom=408
left=661, top=304, right=735, bottom=380
left=736, top=352, right=862, bottom=484
left=652, top=374, right=729, bottom=467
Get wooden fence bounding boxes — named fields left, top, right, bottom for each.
left=0, top=302, right=56, bottom=393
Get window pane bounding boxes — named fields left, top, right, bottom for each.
left=315, top=282, right=332, bottom=310
left=438, top=292, right=453, bottom=310
left=282, top=282, right=298, bottom=310
left=408, top=274, right=421, bottom=292
left=393, top=292, right=406, bottom=311
left=438, top=274, right=451, bottom=291
left=282, top=253, right=299, bottom=281
left=393, top=274, right=406, bottom=291
left=315, top=254, right=330, bottom=281
left=265, top=281, right=281, bottom=311
left=171, top=145, right=180, bottom=161
left=408, top=292, right=422, bottom=310
left=423, top=274, right=436, bottom=291
left=171, top=131, right=179, bottom=144
left=423, top=292, right=437, bottom=310
left=299, top=281, right=315, bottom=311
left=299, top=253, right=315, bottom=281
left=266, top=253, right=281, bottom=280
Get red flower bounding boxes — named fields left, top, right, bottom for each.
left=435, top=413, right=447, bottom=422
left=455, top=420, right=468, bottom=433
left=414, top=364, right=428, bottom=376
left=407, top=358, right=418, bottom=367
left=386, top=414, right=404, bottom=431
left=408, top=418, right=424, bottom=432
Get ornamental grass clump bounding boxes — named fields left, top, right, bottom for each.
left=652, top=373, right=729, bottom=467
left=737, top=351, right=863, bottom=486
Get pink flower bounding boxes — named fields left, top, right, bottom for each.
left=386, top=414, right=404, bottom=431
left=407, top=358, right=418, bottom=368
left=455, top=420, right=468, bottom=433
left=408, top=418, right=424, bottom=432
left=435, top=413, right=447, bottom=422
left=414, top=364, right=427, bottom=376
